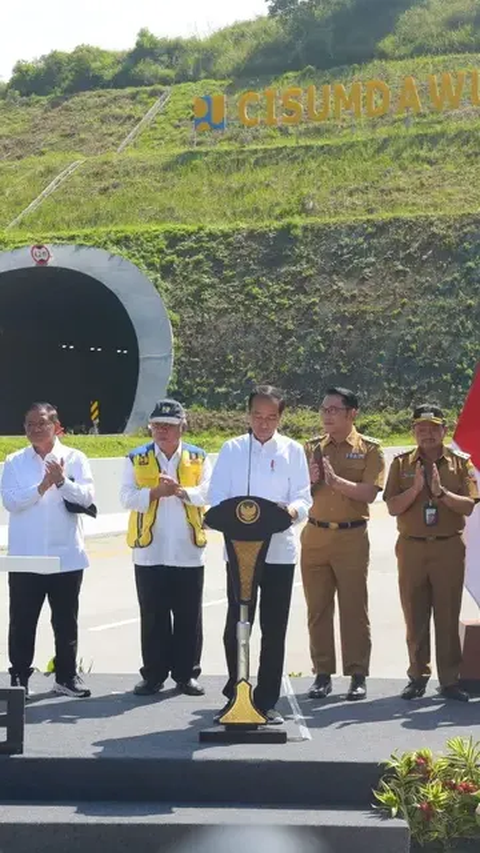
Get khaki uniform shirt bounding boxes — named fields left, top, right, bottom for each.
left=383, top=446, right=480, bottom=537
left=305, top=427, right=385, bottom=523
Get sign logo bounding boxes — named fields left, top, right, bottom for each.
left=193, top=95, right=227, bottom=132
left=236, top=499, right=261, bottom=525
left=31, top=245, right=51, bottom=266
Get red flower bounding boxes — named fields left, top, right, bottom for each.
left=419, top=802, right=435, bottom=821
left=457, top=782, right=478, bottom=795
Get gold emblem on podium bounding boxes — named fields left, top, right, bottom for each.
left=236, top=499, right=260, bottom=525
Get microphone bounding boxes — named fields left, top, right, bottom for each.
left=247, top=427, right=253, bottom=496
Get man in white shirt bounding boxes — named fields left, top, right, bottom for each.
left=1, top=402, right=95, bottom=699
left=120, top=399, right=212, bottom=697
left=208, top=385, right=312, bottom=725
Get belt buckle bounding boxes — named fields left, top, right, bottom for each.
left=329, top=522, right=339, bottom=530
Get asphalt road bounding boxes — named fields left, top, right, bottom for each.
left=0, top=501, right=477, bottom=684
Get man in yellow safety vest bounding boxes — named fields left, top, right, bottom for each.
left=120, top=399, right=211, bottom=697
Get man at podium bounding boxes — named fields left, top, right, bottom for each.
left=208, top=385, right=311, bottom=724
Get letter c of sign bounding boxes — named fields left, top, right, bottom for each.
left=238, top=92, right=260, bottom=127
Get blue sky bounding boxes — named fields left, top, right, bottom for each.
left=0, top=0, right=267, bottom=81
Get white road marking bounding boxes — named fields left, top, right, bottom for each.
left=89, top=596, right=229, bottom=632
left=89, top=580, right=304, bottom=632
left=282, top=673, right=312, bottom=741
left=89, top=617, right=139, bottom=633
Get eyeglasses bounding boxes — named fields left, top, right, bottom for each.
left=320, top=406, right=348, bottom=416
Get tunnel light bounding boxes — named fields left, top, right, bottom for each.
left=123, top=349, right=128, bottom=354
left=116, top=349, right=122, bottom=354
left=69, top=345, right=74, bottom=350
left=90, top=347, right=96, bottom=352
left=61, top=344, right=67, bottom=349
left=97, top=348, right=102, bottom=352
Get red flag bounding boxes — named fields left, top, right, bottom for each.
left=453, top=368, right=480, bottom=608
left=453, top=368, right=480, bottom=467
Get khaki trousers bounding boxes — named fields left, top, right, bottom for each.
left=396, top=534, right=465, bottom=687
left=300, top=524, right=371, bottom=676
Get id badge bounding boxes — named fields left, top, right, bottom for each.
left=423, top=502, right=438, bottom=527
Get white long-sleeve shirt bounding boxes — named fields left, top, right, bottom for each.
left=208, top=432, right=312, bottom=565
left=1, top=439, right=95, bottom=572
left=120, top=442, right=212, bottom=567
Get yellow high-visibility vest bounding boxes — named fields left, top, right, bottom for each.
left=126, top=442, right=207, bottom=549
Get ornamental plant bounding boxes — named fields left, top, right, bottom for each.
left=374, top=737, right=480, bottom=849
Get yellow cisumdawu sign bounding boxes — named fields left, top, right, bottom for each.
left=193, top=71, right=480, bottom=131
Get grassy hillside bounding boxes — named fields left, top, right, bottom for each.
left=1, top=54, right=480, bottom=231
left=3, top=124, right=480, bottom=231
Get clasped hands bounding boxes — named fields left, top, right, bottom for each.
left=150, top=475, right=186, bottom=501
left=38, top=458, right=66, bottom=495
left=413, top=461, right=443, bottom=498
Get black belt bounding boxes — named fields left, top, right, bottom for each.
left=403, top=534, right=460, bottom=542
left=308, top=518, right=367, bottom=531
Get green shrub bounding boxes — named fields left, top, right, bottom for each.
left=374, top=738, right=480, bottom=849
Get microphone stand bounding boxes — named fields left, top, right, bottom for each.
left=238, top=428, right=254, bottom=685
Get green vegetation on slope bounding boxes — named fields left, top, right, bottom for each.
left=0, top=87, right=164, bottom=160
left=3, top=122, right=480, bottom=231
left=2, top=217, right=479, bottom=412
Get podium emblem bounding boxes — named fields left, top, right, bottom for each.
left=236, top=499, right=260, bottom=525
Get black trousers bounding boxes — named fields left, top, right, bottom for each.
left=223, top=562, right=295, bottom=711
left=134, top=564, right=204, bottom=685
left=8, top=570, right=84, bottom=682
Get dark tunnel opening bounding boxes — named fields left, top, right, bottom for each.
left=0, top=266, right=139, bottom=435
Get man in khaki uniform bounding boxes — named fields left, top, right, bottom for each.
left=384, top=404, right=479, bottom=702
left=301, top=387, right=385, bottom=701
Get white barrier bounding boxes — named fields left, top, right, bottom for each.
left=0, top=556, right=60, bottom=574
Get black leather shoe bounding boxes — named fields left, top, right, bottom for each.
left=438, top=684, right=470, bottom=703
left=177, top=678, right=205, bottom=696
left=308, top=674, right=332, bottom=699
left=10, top=673, right=30, bottom=700
left=401, top=679, right=428, bottom=700
left=133, top=679, right=164, bottom=696
left=347, top=675, right=367, bottom=701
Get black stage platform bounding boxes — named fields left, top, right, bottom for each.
left=0, top=674, right=479, bottom=852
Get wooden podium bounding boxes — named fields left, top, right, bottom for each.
left=199, top=496, right=292, bottom=744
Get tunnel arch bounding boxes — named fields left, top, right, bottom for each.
left=0, top=245, right=173, bottom=435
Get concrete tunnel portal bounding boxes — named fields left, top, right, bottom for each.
left=0, top=245, right=173, bottom=436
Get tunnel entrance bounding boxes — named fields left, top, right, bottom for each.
left=0, top=265, right=139, bottom=435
